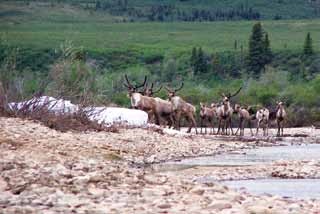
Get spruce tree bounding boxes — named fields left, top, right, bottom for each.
left=248, top=22, right=265, bottom=75
left=303, top=32, right=313, bottom=56
left=190, top=47, right=197, bottom=73
left=263, top=33, right=272, bottom=64
left=197, top=47, right=207, bottom=74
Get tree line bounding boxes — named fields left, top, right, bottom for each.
left=94, top=1, right=261, bottom=22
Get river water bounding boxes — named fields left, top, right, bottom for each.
left=165, top=143, right=320, bottom=167
left=223, top=179, right=320, bottom=199
left=161, top=143, right=320, bottom=198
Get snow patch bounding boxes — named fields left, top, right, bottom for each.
left=9, top=96, right=148, bottom=126
left=87, top=107, right=148, bottom=126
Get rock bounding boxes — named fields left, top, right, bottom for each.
left=0, top=177, right=8, bottom=191
left=158, top=203, right=172, bottom=209
left=0, top=192, right=11, bottom=206
left=246, top=205, right=273, bottom=214
left=143, top=174, right=168, bottom=185
left=190, top=187, right=205, bottom=195
left=208, top=201, right=232, bottom=210
left=141, top=188, right=166, bottom=197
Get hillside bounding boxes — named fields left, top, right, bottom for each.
left=0, top=1, right=319, bottom=126
left=1, top=0, right=320, bottom=22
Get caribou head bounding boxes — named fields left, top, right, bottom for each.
left=123, top=74, right=147, bottom=96
left=165, top=82, right=184, bottom=100
left=220, top=87, right=242, bottom=105
left=143, top=82, right=163, bottom=97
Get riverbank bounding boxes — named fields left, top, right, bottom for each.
left=1, top=117, right=320, bottom=213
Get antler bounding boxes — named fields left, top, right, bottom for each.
left=136, top=76, right=147, bottom=89
left=165, top=86, right=173, bottom=92
left=174, top=82, right=184, bottom=92
left=152, top=85, right=162, bottom=94
left=229, top=87, right=242, bottom=98
left=124, top=74, right=133, bottom=88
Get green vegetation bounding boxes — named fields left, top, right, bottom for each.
left=0, top=1, right=319, bottom=126
left=5, top=0, right=320, bottom=21
left=304, top=32, right=314, bottom=56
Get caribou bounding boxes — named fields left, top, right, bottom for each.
left=199, top=102, right=217, bottom=134
left=165, top=83, right=198, bottom=134
left=276, top=101, right=286, bottom=136
left=216, top=87, right=242, bottom=135
left=142, top=82, right=174, bottom=127
left=256, top=107, right=270, bottom=136
left=124, top=75, right=161, bottom=125
left=234, top=104, right=255, bottom=136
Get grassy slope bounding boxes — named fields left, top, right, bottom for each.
left=1, top=20, right=320, bottom=55
left=1, top=1, right=319, bottom=56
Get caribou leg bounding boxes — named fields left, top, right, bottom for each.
left=217, top=119, right=222, bottom=135
left=229, top=117, right=234, bottom=136
left=235, top=118, right=242, bottom=136
left=169, top=115, right=174, bottom=128
left=240, top=119, right=244, bottom=136
left=200, top=118, right=203, bottom=134
left=174, top=111, right=181, bottom=130
left=277, top=120, right=281, bottom=137
left=190, top=113, right=198, bottom=134
left=204, top=119, right=207, bottom=135
left=256, top=120, right=261, bottom=136
left=248, top=120, right=253, bottom=136
left=154, top=112, right=161, bottom=126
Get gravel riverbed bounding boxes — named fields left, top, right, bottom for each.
left=1, top=117, right=320, bottom=213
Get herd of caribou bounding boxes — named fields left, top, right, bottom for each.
left=124, top=75, right=287, bottom=137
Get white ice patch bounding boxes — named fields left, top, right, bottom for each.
left=8, top=96, right=79, bottom=114
left=87, top=107, right=148, bottom=126
left=9, top=96, right=148, bottom=127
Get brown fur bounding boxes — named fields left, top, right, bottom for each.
left=276, top=101, right=287, bottom=136
left=166, top=83, right=197, bottom=134
left=199, top=102, right=217, bottom=134
left=256, top=108, right=270, bottom=136
left=216, top=87, right=242, bottom=135
left=234, top=104, right=254, bottom=136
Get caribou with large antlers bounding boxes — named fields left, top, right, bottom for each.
left=165, top=83, right=197, bottom=133
left=216, top=87, right=242, bottom=135
left=124, top=75, right=161, bottom=125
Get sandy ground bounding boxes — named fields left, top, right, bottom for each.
left=1, top=117, right=320, bottom=213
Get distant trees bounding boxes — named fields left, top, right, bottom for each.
left=247, top=22, right=273, bottom=76
left=303, top=32, right=314, bottom=56
left=263, top=33, right=272, bottom=65
left=190, top=47, right=208, bottom=75
left=90, top=2, right=260, bottom=22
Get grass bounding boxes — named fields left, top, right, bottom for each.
left=1, top=1, right=319, bottom=57
left=1, top=19, right=320, bottom=56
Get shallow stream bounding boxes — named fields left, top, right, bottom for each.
left=159, top=142, right=320, bottom=198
